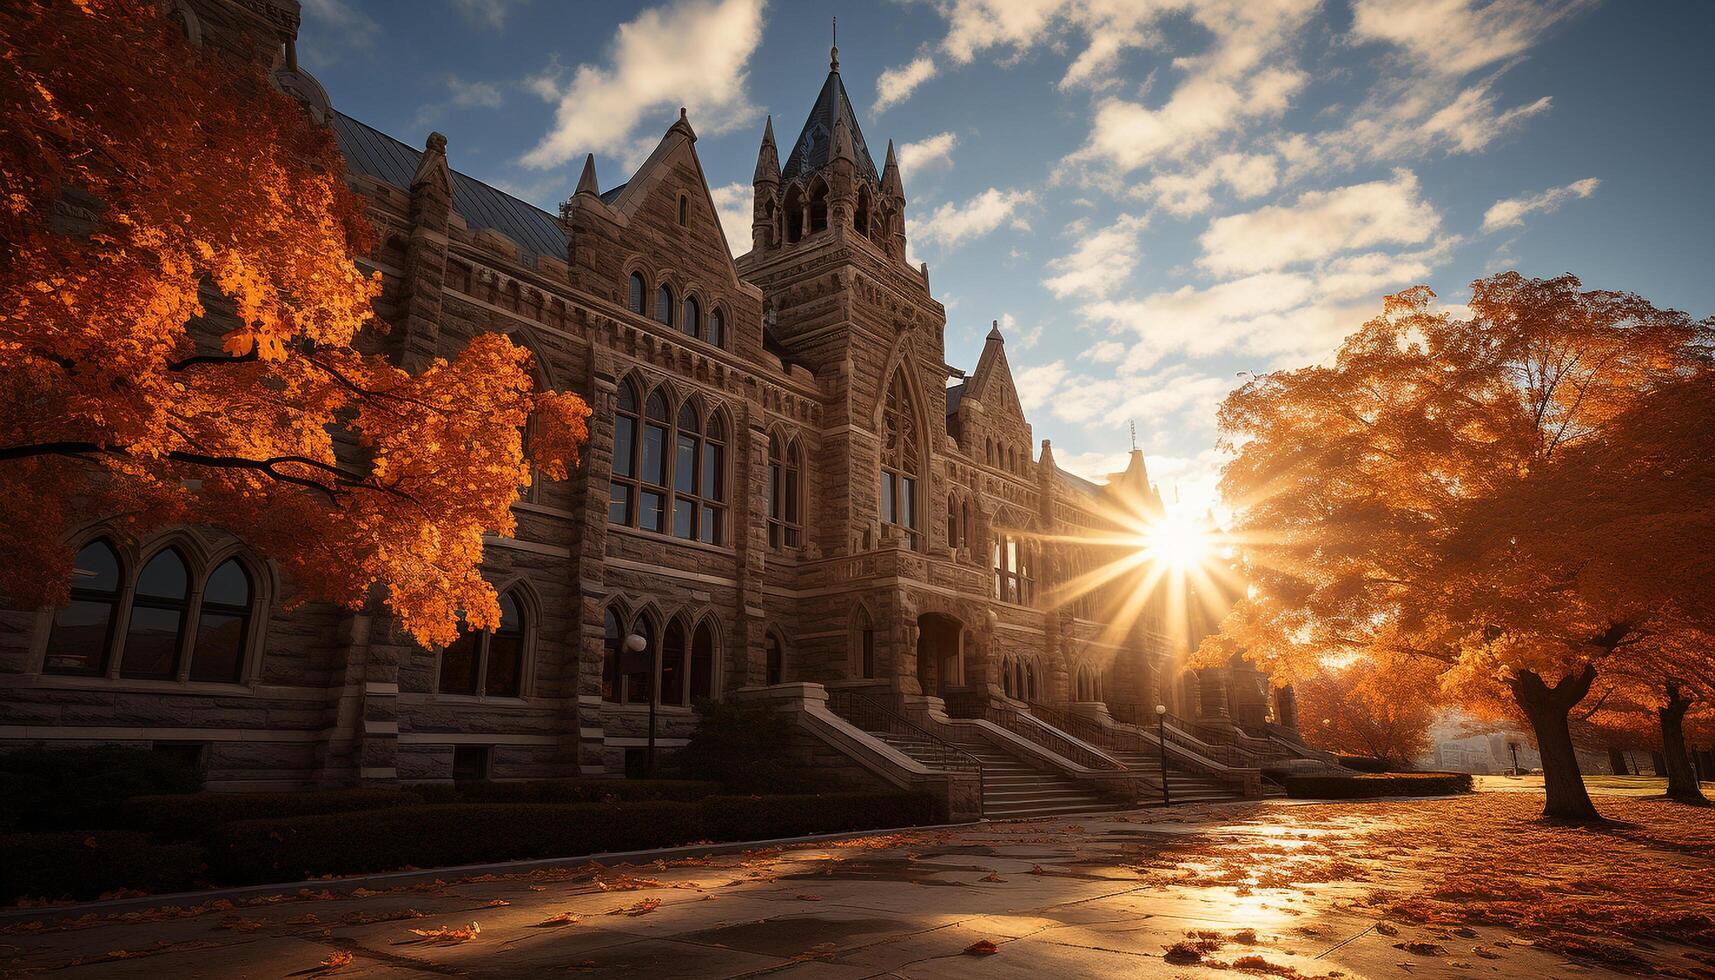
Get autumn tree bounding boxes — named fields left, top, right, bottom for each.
left=1294, top=656, right=1439, bottom=767
left=0, top=0, right=588, bottom=645
left=1202, top=274, right=1713, bottom=821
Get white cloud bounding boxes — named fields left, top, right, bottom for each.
left=1140, top=152, right=1278, bottom=216
left=1197, top=169, right=1441, bottom=276
left=896, top=132, right=957, bottom=175
left=1070, top=66, right=1307, bottom=174
left=1350, top=0, right=1590, bottom=76
left=874, top=56, right=937, bottom=114
left=1482, top=177, right=1599, bottom=232
left=521, top=0, right=765, bottom=169
left=1015, top=361, right=1069, bottom=411
left=453, top=0, right=522, bottom=30
left=708, top=181, right=752, bottom=256
left=415, top=75, right=505, bottom=126
left=1043, top=213, right=1149, bottom=299
left=1022, top=362, right=1234, bottom=433
left=915, top=187, right=1036, bottom=251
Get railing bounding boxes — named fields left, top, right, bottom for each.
left=1192, top=722, right=1293, bottom=762
left=972, top=702, right=1125, bottom=771
left=1107, top=703, right=1252, bottom=768
left=825, top=690, right=986, bottom=788
left=1028, top=702, right=1135, bottom=754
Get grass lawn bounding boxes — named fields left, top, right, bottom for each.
left=1474, top=773, right=1715, bottom=797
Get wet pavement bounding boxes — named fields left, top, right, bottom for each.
left=2, top=790, right=1708, bottom=978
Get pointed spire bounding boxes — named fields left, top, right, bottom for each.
left=668, top=106, right=697, bottom=142
left=831, top=107, right=854, bottom=163
left=987, top=318, right=1004, bottom=342
left=753, top=115, right=780, bottom=185
left=830, top=15, right=839, bottom=71
left=575, top=153, right=599, bottom=197
left=881, top=139, right=903, bottom=199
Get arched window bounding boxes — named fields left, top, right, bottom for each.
left=1007, top=446, right=1016, bottom=472
left=625, top=615, right=656, bottom=704
left=122, top=548, right=190, bottom=679
left=808, top=179, right=829, bottom=234
left=682, top=295, right=701, bottom=340
left=945, top=494, right=959, bottom=550
left=880, top=369, right=920, bottom=548
left=854, top=184, right=872, bottom=235
left=189, top=559, right=251, bottom=683
left=654, top=283, right=674, bottom=327
left=437, top=589, right=527, bottom=698
left=609, top=385, right=728, bottom=544
left=709, top=308, right=726, bottom=349
left=765, top=631, right=784, bottom=685
left=992, top=530, right=1034, bottom=605
left=1025, top=659, right=1038, bottom=701
left=43, top=539, right=122, bottom=676
left=602, top=608, right=623, bottom=702
left=677, top=194, right=689, bottom=226
left=690, top=620, right=715, bottom=702
left=661, top=618, right=687, bottom=707
left=1001, top=655, right=1016, bottom=699
left=851, top=607, right=875, bottom=679
left=985, top=437, right=993, bottom=466
left=767, top=433, right=801, bottom=550
left=628, top=272, right=646, bottom=314
left=784, top=185, right=804, bottom=244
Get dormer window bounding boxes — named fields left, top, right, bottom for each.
left=683, top=296, right=701, bottom=341
left=628, top=273, right=646, bottom=314
left=654, top=283, right=674, bottom=326
left=710, top=308, right=726, bottom=349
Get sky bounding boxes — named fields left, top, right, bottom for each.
left=301, top=0, right=1715, bottom=516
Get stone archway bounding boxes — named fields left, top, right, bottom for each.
left=915, top=613, right=964, bottom=697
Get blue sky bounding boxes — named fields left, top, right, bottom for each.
left=301, top=0, right=1715, bottom=514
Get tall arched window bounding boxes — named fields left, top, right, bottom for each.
left=1001, top=655, right=1016, bottom=699
left=765, top=631, right=784, bottom=685
left=945, top=494, right=959, bottom=550
left=640, top=391, right=671, bottom=531
left=661, top=618, right=687, bottom=707
left=682, top=295, right=701, bottom=341
left=43, top=539, right=122, bottom=676
left=992, top=530, right=1034, bottom=605
left=767, top=433, right=801, bottom=550
left=625, top=616, right=656, bottom=704
left=880, top=369, right=920, bottom=548
left=808, top=179, right=829, bottom=234
left=709, top=308, right=727, bottom=349
left=677, top=194, right=689, bottom=226
left=628, top=272, right=646, bottom=314
left=437, top=590, right=527, bottom=698
left=654, top=283, right=674, bottom=326
left=189, top=559, right=251, bottom=683
left=602, top=608, right=623, bottom=702
left=608, top=380, right=640, bottom=526
left=610, top=384, right=728, bottom=544
left=690, top=619, right=715, bottom=702
left=853, top=608, right=875, bottom=679
left=122, top=548, right=190, bottom=679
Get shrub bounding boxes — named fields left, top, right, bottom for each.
left=122, top=788, right=425, bottom=839
left=0, top=831, right=204, bottom=904
left=1283, top=772, right=1473, bottom=799
left=0, top=746, right=202, bottom=832
left=413, top=778, right=720, bottom=806
left=208, top=802, right=708, bottom=884
left=702, top=791, right=938, bottom=841
left=667, top=700, right=815, bottom=793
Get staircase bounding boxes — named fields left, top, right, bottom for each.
left=1106, top=748, right=1251, bottom=804
left=956, top=741, right=1127, bottom=819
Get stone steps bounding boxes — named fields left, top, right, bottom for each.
left=861, top=731, right=1125, bottom=819
left=1110, top=750, right=1247, bottom=804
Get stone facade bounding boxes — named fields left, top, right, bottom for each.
left=0, top=1, right=1294, bottom=789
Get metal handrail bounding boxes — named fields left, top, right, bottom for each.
left=1193, top=722, right=1293, bottom=761
left=976, top=702, right=1125, bottom=771
left=1107, top=703, right=1252, bottom=767
left=825, top=690, right=986, bottom=787
left=1028, top=702, right=1134, bottom=753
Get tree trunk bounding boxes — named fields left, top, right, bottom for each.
left=1508, top=664, right=1601, bottom=822
left=1658, top=681, right=1710, bottom=806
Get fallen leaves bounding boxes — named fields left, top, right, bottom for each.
left=407, top=921, right=480, bottom=944
left=538, top=911, right=581, bottom=927
left=607, top=898, right=660, bottom=917
left=963, top=939, right=1000, bottom=956
left=318, top=950, right=354, bottom=972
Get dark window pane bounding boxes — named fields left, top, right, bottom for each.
left=70, top=541, right=121, bottom=593
left=497, top=592, right=522, bottom=634
left=640, top=491, right=665, bottom=532
left=861, top=628, right=874, bottom=678
left=608, top=483, right=633, bottom=525
left=683, top=298, right=700, bottom=338
left=765, top=636, right=782, bottom=685
left=628, top=274, right=645, bottom=313
left=784, top=470, right=798, bottom=522
left=706, top=414, right=724, bottom=441
left=437, top=628, right=479, bottom=695
left=624, top=621, right=653, bottom=704
left=189, top=611, right=246, bottom=683
left=485, top=632, right=523, bottom=697
left=602, top=610, right=621, bottom=702
left=767, top=464, right=779, bottom=519
left=654, top=285, right=673, bottom=325
left=901, top=477, right=916, bottom=528
left=452, top=745, right=489, bottom=782
left=642, top=424, right=667, bottom=485
left=613, top=416, right=635, bottom=477
left=689, top=623, right=713, bottom=701
left=699, top=505, right=720, bottom=544
left=203, top=560, right=250, bottom=608
left=677, top=402, right=698, bottom=432
left=618, top=382, right=638, bottom=413
left=675, top=434, right=697, bottom=493
left=711, top=311, right=725, bottom=347
left=880, top=474, right=894, bottom=525
left=136, top=550, right=188, bottom=601
left=660, top=624, right=685, bottom=706
left=121, top=606, right=184, bottom=679
left=785, top=526, right=799, bottom=547
left=645, top=392, right=669, bottom=421
left=673, top=498, right=695, bottom=539
left=44, top=599, right=114, bottom=676
left=701, top=443, right=722, bottom=500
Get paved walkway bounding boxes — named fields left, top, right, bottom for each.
left=3, top=792, right=1704, bottom=978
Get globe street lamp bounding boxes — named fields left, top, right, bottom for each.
left=623, top=632, right=655, bottom=778
left=1155, top=703, right=1171, bottom=806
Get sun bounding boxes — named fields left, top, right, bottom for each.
left=1142, top=510, right=1213, bottom=571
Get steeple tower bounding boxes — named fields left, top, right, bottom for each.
left=751, top=116, right=780, bottom=251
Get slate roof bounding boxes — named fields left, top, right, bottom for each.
left=781, top=69, right=880, bottom=184
left=331, top=111, right=569, bottom=267
left=944, top=382, right=966, bottom=416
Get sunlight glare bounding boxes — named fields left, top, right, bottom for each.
left=1143, top=511, right=1212, bottom=571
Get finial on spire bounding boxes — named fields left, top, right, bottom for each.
left=1129, top=419, right=1137, bottom=451
left=575, top=152, right=599, bottom=197
left=830, top=16, right=839, bottom=71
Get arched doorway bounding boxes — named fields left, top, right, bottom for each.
left=915, top=613, right=963, bottom=696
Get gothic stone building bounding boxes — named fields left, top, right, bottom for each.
left=0, top=0, right=1310, bottom=816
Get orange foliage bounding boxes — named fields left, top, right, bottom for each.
left=1294, top=656, right=1439, bottom=765
left=0, top=0, right=589, bottom=645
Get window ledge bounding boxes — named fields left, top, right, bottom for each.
left=26, top=674, right=255, bottom=695
left=606, top=523, right=737, bottom=556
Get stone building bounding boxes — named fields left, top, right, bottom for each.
left=0, top=0, right=1317, bottom=818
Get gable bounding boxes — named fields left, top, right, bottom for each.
left=607, top=123, right=741, bottom=285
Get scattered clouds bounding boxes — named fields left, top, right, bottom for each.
left=897, top=132, right=957, bottom=175
left=915, top=187, right=1036, bottom=251
left=1043, top=213, right=1149, bottom=299
left=874, top=56, right=938, bottom=114
left=415, top=74, right=504, bottom=126
left=452, top=0, right=524, bottom=31
left=521, top=0, right=765, bottom=169
left=1017, top=361, right=1234, bottom=434
left=1197, top=169, right=1441, bottom=276
left=1141, top=152, right=1279, bottom=216
left=1349, top=0, right=1591, bottom=76
left=708, top=182, right=752, bottom=255
left=1015, top=360, right=1069, bottom=411
left=1482, top=176, right=1600, bottom=232
left=298, top=0, right=378, bottom=66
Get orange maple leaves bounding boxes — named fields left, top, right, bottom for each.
left=0, top=0, right=589, bottom=645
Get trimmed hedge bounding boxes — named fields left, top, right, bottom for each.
left=122, top=788, right=425, bottom=839
left=1284, top=772, right=1473, bottom=799
left=704, top=792, right=938, bottom=840
left=412, top=778, right=720, bottom=805
left=0, top=832, right=204, bottom=904
left=0, top=746, right=201, bottom=832
left=1336, top=755, right=1398, bottom=773
left=208, top=802, right=708, bottom=884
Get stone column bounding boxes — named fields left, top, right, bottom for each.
left=399, top=133, right=453, bottom=372
left=569, top=348, right=618, bottom=775
left=733, top=402, right=770, bottom=688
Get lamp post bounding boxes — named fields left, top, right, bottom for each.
left=1508, top=741, right=1521, bottom=777
left=1155, top=703, right=1171, bottom=806
left=623, top=633, right=654, bottom=778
